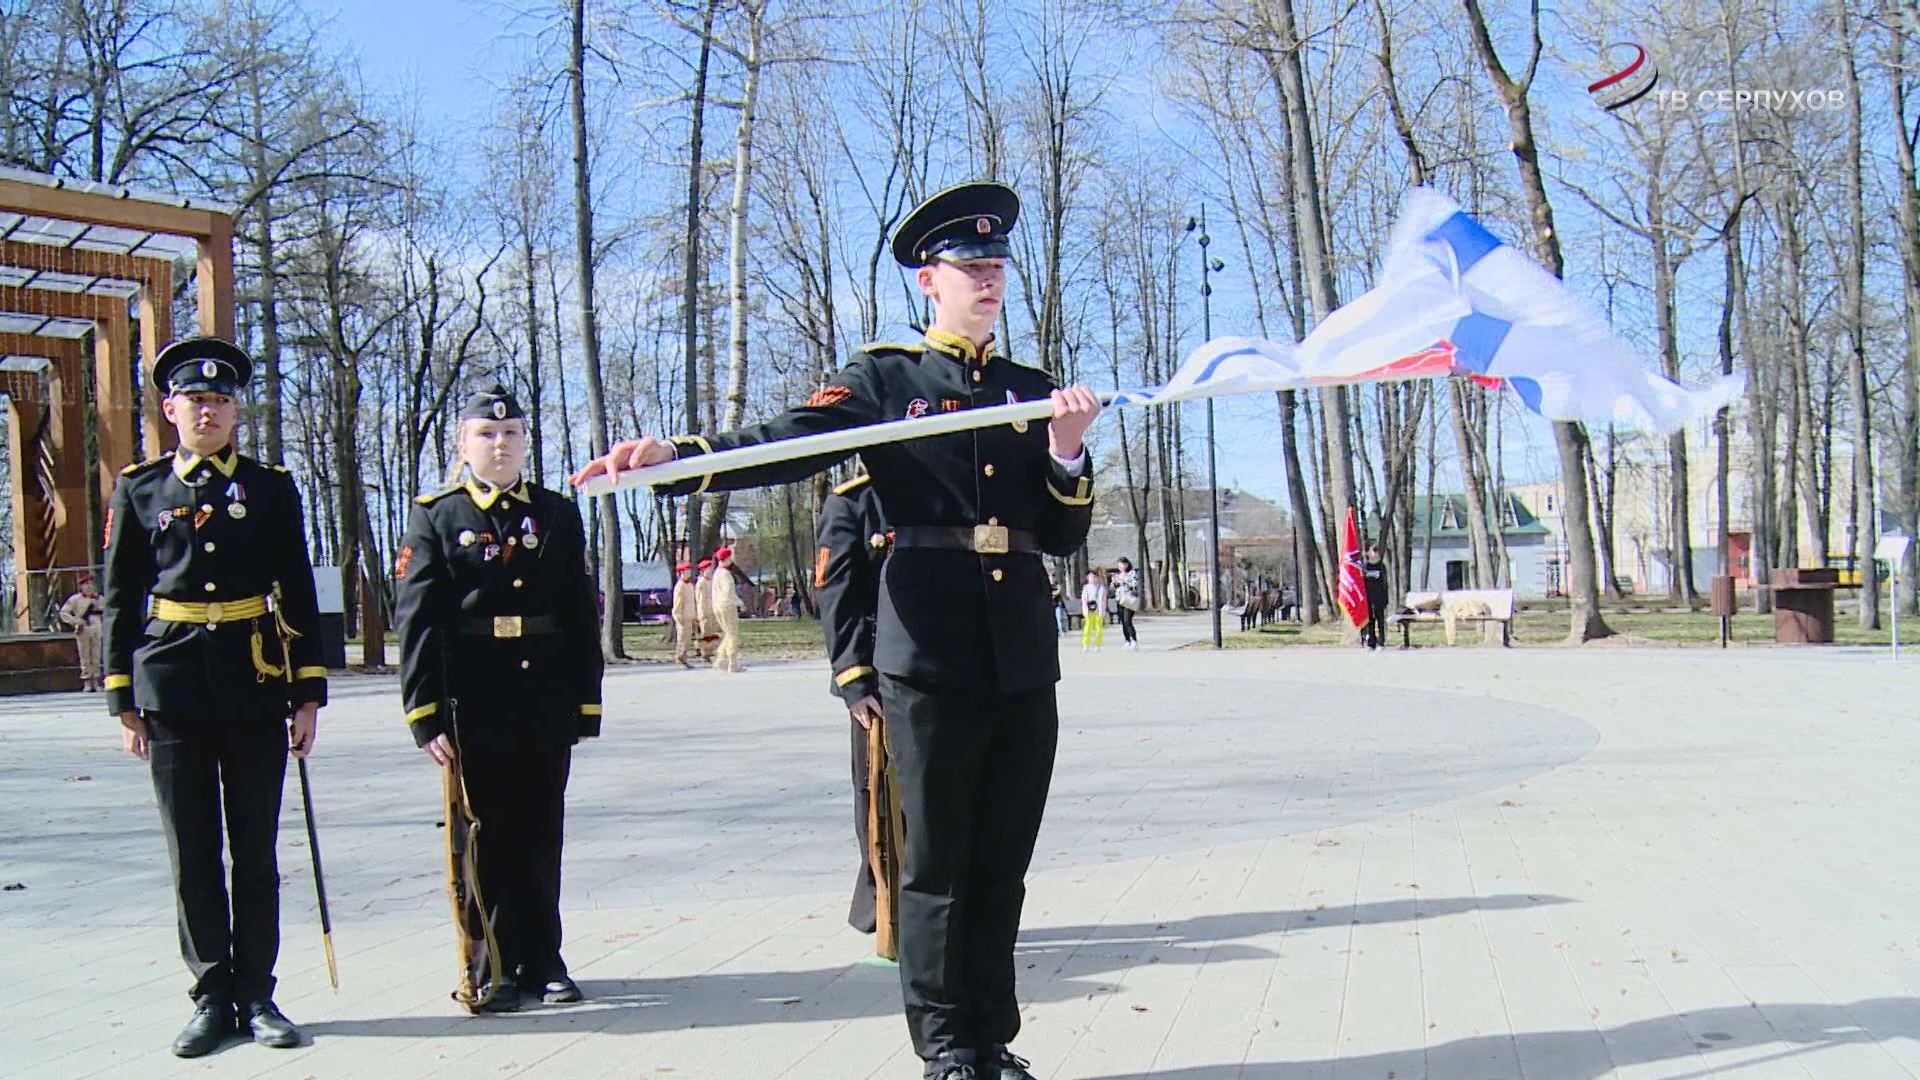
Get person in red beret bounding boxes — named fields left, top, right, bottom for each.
left=710, top=546, right=744, bottom=672
left=694, top=560, right=717, bottom=662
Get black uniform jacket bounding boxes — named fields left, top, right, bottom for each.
left=395, top=478, right=603, bottom=750
left=1363, top=561, right=1389, bottom=608
left=816, top=475, right=889, bottom=706
left=102, top=447, right=328, bottom=719
left=659, top=330, right=1094, bottom=692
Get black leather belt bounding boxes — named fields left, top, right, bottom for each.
left=459, top=614, right=562, bottom=638
left=891, top=525, right=1038, bottom=555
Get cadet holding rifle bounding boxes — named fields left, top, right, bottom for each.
left=395, top=383, right=603, bottom=1013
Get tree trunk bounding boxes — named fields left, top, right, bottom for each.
left=246, top=61, right=285, bottom=463
left=1892, top=28, right=1920, bottom=614
left=1461, top=0, right=1611, bottom=640
left=1264, top=0, right=1355, bottom=574
left=1449, top=383, right=1495, bottom=585
left=1832, top=0, right=1878, bottom=627
left=569, top=0, right=624, bottom=659
left=680, top=0, right=718, bottom=561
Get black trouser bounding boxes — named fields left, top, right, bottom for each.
left=459, top=741, right=572, bottom=984
left=1116, top=605, right=1137, bottom=643
left=849, top=717, right=878, bottom=933
left=1363, top=600, right=1386, bottom=647
left=881, top=673, right=1059, bottom=1060
left=147, top=712, right=288, bottom=1005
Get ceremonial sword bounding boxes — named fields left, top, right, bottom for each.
left=296, top=758, right=339, bottom=990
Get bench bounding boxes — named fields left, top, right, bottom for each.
left=1385, top=589, right=1515, bottom=647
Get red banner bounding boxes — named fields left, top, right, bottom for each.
left=1337, top=507, right=1369, bottom=629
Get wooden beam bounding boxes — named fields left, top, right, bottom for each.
left=0, top=284, right=129, bottom=322
left=0, top=332, right=83, bottom=361
left=0, top=238, right=155, bottom=284
left=0, top=176, right=221, bottom=239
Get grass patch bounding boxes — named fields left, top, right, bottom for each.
left=1210, top=604, right=1920, bottom=649
left=620, top=617, right=827, bottom=663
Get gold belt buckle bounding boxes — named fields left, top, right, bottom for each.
left=204, top=602, right=224, bottom=627
left=493, top=615, right=524, bottom=638
left=973, top=524, right=1010, bottom=555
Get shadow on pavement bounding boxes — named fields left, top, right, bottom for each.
left=1074, top=998, right=1920, bottom=1079
left=302, top=893, right=1573, bottom=1041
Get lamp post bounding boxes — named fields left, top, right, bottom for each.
left=1186, top=207, right=1227, bottom=648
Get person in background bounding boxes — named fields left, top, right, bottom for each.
left=694, top=559, right=716, bottom=663
left=1109, top=557, right=1141, bottom=651
left=710, top=546, right=745, bottom=672
left=1080, top=569, right=1107, bottom=652
left=671, top=562, right=697, bottom=668
left=1048, top=574, right=1067, bottom=636
left=1361, top=543, right=1389, bottom=650
left=59, top=573, right=105, bottom=691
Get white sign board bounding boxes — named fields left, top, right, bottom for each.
left=1876, top=535, right=1911, bottom=564
left=311, top=565, right=346, bottom=614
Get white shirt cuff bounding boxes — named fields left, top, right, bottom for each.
left=1050, top=449, right=1087, bottom=472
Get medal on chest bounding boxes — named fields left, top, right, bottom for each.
left=225, top=481, right=248, bottom=519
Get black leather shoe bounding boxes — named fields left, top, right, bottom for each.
left=244, top=1000, right=300, bottom=1048
left=171, top=999, right=233, bottom=1058
left=983, top=1045, right=1038, bottom=1080
left=924, top=1050, right=980, bottom=1080
left=478, top=978, right=523, bottom=1013
left=540, top=973, right=583, bottom=1003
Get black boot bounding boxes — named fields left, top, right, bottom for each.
left=924, top=1049, right=980, bottom=1080
left=983, top=1045, right=1038, bottom=1080
left=171, top=998, right=233, bottom=1058
left=478, top=976, right=523, bottom=1013
left=244, top=1000, right=300, bottom=1048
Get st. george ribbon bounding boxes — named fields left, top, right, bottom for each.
left=576, top=188, right=1741, bottom=499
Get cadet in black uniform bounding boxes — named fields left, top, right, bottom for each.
left=102, top=337, right=326, bottom=1057
left=815, top=472, right=892, bottom=937
left=574, top=183, right=1101, bottom=1080
left=395, top=383, right=603, bottom=1013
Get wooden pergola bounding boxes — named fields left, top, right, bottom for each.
left=0, top=166, right=233, bottom=635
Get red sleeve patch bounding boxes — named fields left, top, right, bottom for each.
left=102, top=507, right=114, bottom=550
left=395, top=545, right=414, bottom=580
left=814, top=545, right=832, bottom=588
left=805, top=385, right=853, bottom=408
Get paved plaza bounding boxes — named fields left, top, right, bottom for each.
left=3, top=616, right=1918, bottom=1078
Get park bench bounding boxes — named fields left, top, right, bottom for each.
left=1386, top=588, right=1515, bottom=647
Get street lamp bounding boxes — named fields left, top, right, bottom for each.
left=1185, top=208, right=1227, bottom=648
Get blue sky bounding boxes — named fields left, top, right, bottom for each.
left=313, top=0, right=1689, bottom=512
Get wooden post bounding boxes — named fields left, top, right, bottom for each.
left=46, top=341, right=90, bottom=573
left=7, top=397, right=52, bottom=630
left=197, top=215, right=235, bottom=339
left=93, top=313, right=137, bottom=485
left=140, top=263, right=175, bottom=457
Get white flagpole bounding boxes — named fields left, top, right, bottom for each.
left=575, top=389, right=1167, bottom=498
